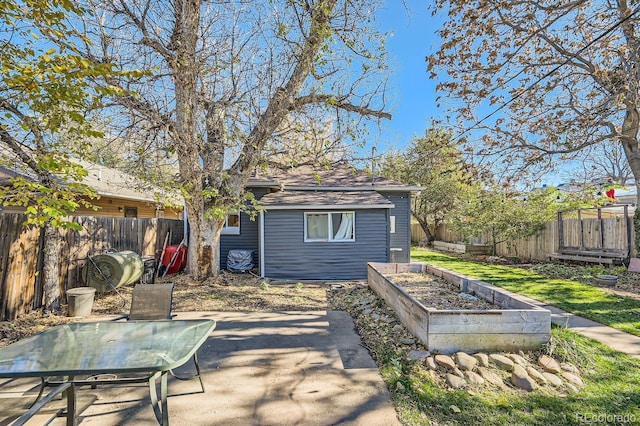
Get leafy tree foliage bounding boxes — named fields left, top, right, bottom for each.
left=379, top=128, right=475, bottom=242
left=380, top=131, right=590, bottom=255
left=0, top=1, right=124, bottom=310
left=428, top=1, right=640, bottom=249
left=448, top=186, right=587, bottom=255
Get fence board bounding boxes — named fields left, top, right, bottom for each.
left=0, top=215, right=40, bottom=319
left=415, top=217, right=635, bottom=261
left=0, top=214, right=184, bottom=320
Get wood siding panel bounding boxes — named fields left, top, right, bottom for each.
left=73, top=196, right=182, bottom=219
left=264, top=209, right=388, bottom=280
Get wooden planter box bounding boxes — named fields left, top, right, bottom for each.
left=433, top=241, right=492, bottom=255
left=367, top=262, right=551, bottom=354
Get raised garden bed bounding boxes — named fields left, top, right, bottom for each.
left=367, top=262, right=551, bottom=354
left=387, top=273, right=496, bottom=310
left=433, top=241, right=492, bottom=255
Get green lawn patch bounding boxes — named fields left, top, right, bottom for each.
left=411, top=248, right=640, bottom=337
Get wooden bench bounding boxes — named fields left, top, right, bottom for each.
left=548, top=249, right=627, bottom=266
left=558, top=248, right=627, bottom=258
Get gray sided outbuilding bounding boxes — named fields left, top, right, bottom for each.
left=218, top=164, right=420, bottom=280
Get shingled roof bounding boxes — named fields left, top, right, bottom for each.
left=259, top=190, right=395, bottom=209
left=262, top=163, right=422, bottom=191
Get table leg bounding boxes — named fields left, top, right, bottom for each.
left=31, top=378, right=46, bottom=406
left=149, top=371, right=169, bottom=426
left=65, top=384, right=76, bottom=426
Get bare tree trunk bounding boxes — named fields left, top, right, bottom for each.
left=412, top=212, right=434, bottom=243
left=620, top=109, right=640, bottom=256
left=171, top=0, right=210, bottom=279
left=42, top=222, right=61, bottom=311
left=186, top=210, right=224, bottom=279
left=84, top=0, right=386, bottom=281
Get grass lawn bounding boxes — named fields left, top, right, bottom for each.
left=411, top=248, right=640, bottom=337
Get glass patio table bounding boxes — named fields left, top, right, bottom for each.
left=0, top=319, right=216, bottom=426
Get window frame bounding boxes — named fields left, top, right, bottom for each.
left=303, top=211, right=355, bottom=243
left=221, top=212, right=241, bottom=235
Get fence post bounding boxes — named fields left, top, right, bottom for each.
left=557, top=211, right=564, bottom=251
left=33, top=226, right=45, bottom=310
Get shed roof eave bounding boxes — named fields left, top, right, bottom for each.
left=94, top=191, right=183, bottom=206
left=282, top=185, right=423, bottom=192
left=263, top=203, right=395, bottom=210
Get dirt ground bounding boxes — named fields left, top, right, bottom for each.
left=91, top=271, right=330, bottom=315
left=0, top=268, right=499, bottom=348
left=0, top=271, right=333, bottom=348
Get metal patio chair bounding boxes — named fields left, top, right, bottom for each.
left=127, top=283, right=176, bottom=320
left=124, top=283, right=205, bottom=392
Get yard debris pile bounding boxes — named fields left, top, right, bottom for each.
left=0, top=271, right=329, bottom=348
left=387, top=272, right=497, bottom=310
left=329, top=283, right=586, bottom=396
left=0, top=311, right=72, bottom=348
left=90, top=271, right=329, bottom=315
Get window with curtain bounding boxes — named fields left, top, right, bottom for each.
left=305, top=212, right=354, bottom=242
left=222, top=212, right=240, bottom=235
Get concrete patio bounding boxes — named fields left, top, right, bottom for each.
left=1, top=310, right=399, bottom=426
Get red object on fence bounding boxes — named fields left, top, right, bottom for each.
left=161, top=244, right=187, bottom=275
left=605, top=188, right=615, bottom=200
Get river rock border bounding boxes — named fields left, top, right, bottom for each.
left=409, top=350, right=584, bottom=393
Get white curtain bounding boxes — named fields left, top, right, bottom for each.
left=307, top=214, right=329, bottom=239
left=333, top=212, right=353, bottom=240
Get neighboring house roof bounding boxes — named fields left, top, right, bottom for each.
left=0, top=166, right=25, bottom=187
left=0, top=160, right=182, bottom=205
left=611, top=185, right=636, bottom=204
left=260, top=190, right=395, bottom=210
left=246, top=175, right=281, bottom=189
left=77, top=159, right=181, bottom=204
left=261, top=163, right=423, bottom=192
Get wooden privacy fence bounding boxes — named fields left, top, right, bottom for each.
left=0, top=214, right=184, bottom=320
left=413, top=217, right=635, bottom=261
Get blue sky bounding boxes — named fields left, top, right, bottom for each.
left=373, top=1, right=442, bottom=152
left=372, top=2, right=570, bottom=186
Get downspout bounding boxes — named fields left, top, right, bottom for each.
left=259, top=210, right=265, bottom=277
